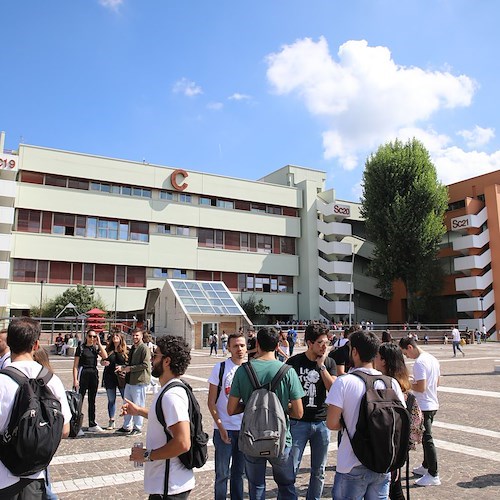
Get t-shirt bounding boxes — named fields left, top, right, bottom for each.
left=0, top=351, right=11, bottom=369
left=75, top=343, right=98, bottom=369
left=325, top=367, right=405, bottom=474
left=0, top=360, right=72, bottom=490
left=144, top=379, right=195, bottom=496
left=286, top=353, right=336, bottom=421
left=329, top=342, right=350, bottom=370
left=451, top=328, right=461, bottom=342
left=412, top=351, right=440, bottom=411
left=247, top=336, right=257, bottom=360
left=208, top=359, right=243, bottom=431
left=229, top=359, right=305, bottom=447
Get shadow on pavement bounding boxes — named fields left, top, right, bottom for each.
left=457, top=473, right=500, bottom=489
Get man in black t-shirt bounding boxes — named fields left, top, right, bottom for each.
left=328, top=327, right=354, bottom=376
left=247, top=328, right=257, bottom=360
left=287, top=324, right=336, bottom=500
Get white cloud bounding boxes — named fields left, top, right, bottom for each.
left=457, top=125, right=495, bottom=148
left=99, top=0, right=123, bottom=10
left=228, top=93, right=251, bottom=101
left=172, top=78, right=203, bottom=97
left=266, top=37, right=477, bottom=170
left=207, top=101, right=224, bottom=111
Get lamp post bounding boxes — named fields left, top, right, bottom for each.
left=114, top=285, right=119, bottom=326
left=296, top=291, right=301, bottom=322
left=348, top=244, right=357, bottom=326
left=39, top=280, right=45, bottom=316
left=479, top=296, right=484, bottom=328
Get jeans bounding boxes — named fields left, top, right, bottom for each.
left=452, top=341, right=463, bottom=355
left=123, top=383, right=147, bottom=430
left=106, top=386, right=125, bottom=420
left=244, top=446, right=296, bottom=500
left=213, top=429, right=245, bottom=500
left=210, top=344, right=218, bottom=355
left=333, top=465, right=390, bottom=500
left=290, top=420, right=330, bottom=500
left=221, top=342, right=228, bottom=355
left=79, top=368, right=98, bottom=427
left=422, top=410, right=438, bottom=476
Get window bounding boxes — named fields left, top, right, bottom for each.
left=45, top=175, right=67, bottom=188
left=119, top=222, right=129, bottom=240
left=20, top=171, right=44, bottom=184
left=224, top=231, right=240, bottom=251
left=173, top=269, right=187, bottom=279
left=94, top=264, right=115, bottom=286
left=177, top=226, right=190, bottom=236
left=157, top=224, right=171, bottom=234
left=160, top=191, right=174, bottom=201
left=235, top=200, right=250, bottom=211
left=198, top=228, right=214, bottom=247
left=53, top=214, right=76, bottom=236
left=281, top=237, right=295, bottom=255
left=216, top=199, right=234, bottom=209
left=278, top=276, right=293, bottom=293
left=240, top=233, right=249, bottom=251
left=17, top=209, right=41, bottom=233
left=199, top=197, right=215, bottom=206
left=97, top=219, right=119, bottom=239
left=127, top=266, right=146, bottom=287
left=267, top=206, right=281, bottom=215
left=83, top=263, right=94, bottom=284
left=257, top=235, right=272, bottom=253
left=90, top=182, right=100, bottom=191
left=179, top=193, right=192, bottom=203
left=130, top=222, right=149, bottom=242
left=116, top=266, right=126, bottom=286
left=72, top=263, right=82, bottom=283
left=122, top=186, right=132, bottom=196
left=68, top=178, right=89, bottom=190
left=100, top=184, right=111, bottom=193
left=251, top=203, right=266, bottom=213
left=86, top=218, right=97, bottom=238
left=49, top=262, right=71, bottom=284
left=111, top=185, right=120, bottom=195
left=153, top=268, right=168, bottom=278
left=214, top=230, right=223, bottom=248
left=13, top=259, right=37, bottom=282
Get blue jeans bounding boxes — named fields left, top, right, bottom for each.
left=452, top=341, right=463, bottom=355
left=333, top=465, right=390, bottom=500
left=290, top=420, right=330, bottom=500
left=245, top=446, right=297, bottom=500
left=214, top=429, right=245, bottom=500
left=106, top=386, right=125, bottom=419
left=123, top=383, right=147, bottom=430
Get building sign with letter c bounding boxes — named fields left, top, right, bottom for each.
left=451, top=215, right=470, bottom=231
left=333, top=203, right=350, bottom=217
left=170, top=169, right=189, bottom=191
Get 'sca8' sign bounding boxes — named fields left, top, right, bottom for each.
left=333, top=204, right=350, bottom=216
left=451, top=217, right=469, bottom=230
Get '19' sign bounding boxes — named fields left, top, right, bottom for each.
left=0, top=157, right=16, bottom=170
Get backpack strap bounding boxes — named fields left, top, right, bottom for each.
left=215, top=361, right=226, bottom=402
left=242, top=362, right=261, bottom=391
left=270, top=364, right=291, bottom=392
left=350, top=370, right=392, bottom=390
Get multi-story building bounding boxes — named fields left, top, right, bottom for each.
left=1, top=132, right=386, bottom=340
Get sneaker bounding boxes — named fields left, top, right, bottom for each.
left=115, top=427, right=132, bottom=434
left=107, top=419, right=115, bottom=430
left=76, top=429, right=85, bottom=437
left=415, top=473, right=441, bottom=486
left=87, top=425, right=104, bottom=433
left=413, top=465, right=428, bottom=476
left=129, top=428, right=142, bottom=436
left=462, top=351, right=465, bottom=357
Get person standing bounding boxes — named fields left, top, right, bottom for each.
left=287, top=324, right=336, bottom=500
left=0, top=317, right=71, bottom=499
left=0, top=329, right=11, bottom=369
left=228, top=328, right=304, bottom=500
left=209, top=331, right=218, bottom=356
left=481, top=324, right=487, bottom=342
left=287, top=326, right=298, bottom=356
left=246, top=329, right=257, bottom=360
left=326, top=330, right=406, bottom=499
left=399, top=337, right=441, bottom=487
left=127, top=335, right=194, bottom=499
left=451, top=325, right=465, bottom=357
left=220, top=331, right=229, bottom=357
left=116, top=328, right=151, bottom=435
left=207, top=333, right=247, bottom=500
left=73, top=329, right=108, bottom=433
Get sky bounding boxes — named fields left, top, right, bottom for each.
left=2, top=0, right=499, bottom=200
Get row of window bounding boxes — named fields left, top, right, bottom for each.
left=194, top=271, right=294, bottom=293
left=198, top=228, right=295, bottom=255
left=17, top=210, right=149, bottom=242
left=20, top=171, right=298, bottom=216
left=13, top=260, right=146, bottom=287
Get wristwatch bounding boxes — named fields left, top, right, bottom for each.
left=143, top=449, right=153, bottom=462
left=318, top=364, right=327, bottom=372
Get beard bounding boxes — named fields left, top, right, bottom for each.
left=152, top=361, right=164, bottom=378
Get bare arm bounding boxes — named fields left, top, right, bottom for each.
left=288, top=398, right=303, bottom=419
left=412, top=379, right=426, bottom=393
left=227, top=395, right=245, bottom=416
left=121, top=398, right=149, bottom=419
left=208, top=383, right=231, bottom=443
left=62, top=422, right=70, bottom=439
left=72, top=356, right=80, bottom=388
left=336, top=364, right=346, bottom=376
left=326, top=404, right=342, bottom=431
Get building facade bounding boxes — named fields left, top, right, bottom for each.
left=1, top=133, right=383, bottom=330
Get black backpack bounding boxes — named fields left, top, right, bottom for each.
left=0, top=366, right=64, bottom=476
left=66, top=389, right=84, bottom=438
left=343, top=371, right=410, bottom=473
left=155, top=380, right=209, bottom=469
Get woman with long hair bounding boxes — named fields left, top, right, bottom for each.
left=101, top=330, right=128, bottom=429
left=375, top=342, right=423, bottom=500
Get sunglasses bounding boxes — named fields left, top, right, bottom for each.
left=88, top=334, right=97, bottom=338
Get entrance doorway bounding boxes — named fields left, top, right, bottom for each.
left=202, top=323, right=218, bottom=348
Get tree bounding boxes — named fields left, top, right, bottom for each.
left=32, top=284, right=108, bottom=318
left=238, top=295, right=270, bottom=324
left=361, top=138, right=448, bottom=321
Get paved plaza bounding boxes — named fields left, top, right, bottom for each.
left=47, top=342, right=500, bottom=499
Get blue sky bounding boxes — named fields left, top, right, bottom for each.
left=2, top=0, right=499, bottom=200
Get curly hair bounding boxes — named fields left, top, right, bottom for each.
left=156, top=335, right=191, bottom=377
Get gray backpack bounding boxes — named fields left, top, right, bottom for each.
left=238, top=362, right=291, bottom=458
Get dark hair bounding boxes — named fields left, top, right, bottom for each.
left=304, top=323, right=327, bottom=344
left=7, top=317, right=41, bottom=354
left=131, top=328, right=144, bottom=335
left=399, top=337, right=418, bottom=350
left=378, top=342, right=411, bottom=392
left=228, top=332, right=245, bottom=346
left=256, top=327, right=279, bottom=352
left=349, top=329, right=380, bottom=362
left=381, top=330, right=393, bottom=343
left=156, top=335, right=191, bottom=377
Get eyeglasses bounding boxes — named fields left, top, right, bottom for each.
left=88, top=335, right=97, bottom=338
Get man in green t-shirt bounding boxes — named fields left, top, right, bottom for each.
left=228, top=328, right=304, bottom=500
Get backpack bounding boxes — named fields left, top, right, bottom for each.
left=0, top=366, right=64, bottom=476
left=238, top=362, right=291, bottom=458
left=343, top=371, right=410, bottom=473
left=66, top=389, right=84, bottom=438
left=216, top=361, right=226, bottom=402
left=156, top=380, right=209, bottom=469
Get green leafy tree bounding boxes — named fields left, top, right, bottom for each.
left=238, top=295, right=270, bottom=324
left=32, top=284, right=108, bottom=318
left=361, top=138, right=448, bottom=321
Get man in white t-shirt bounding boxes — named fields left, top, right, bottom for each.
left=451, top=325, right=465, bottom=357
left=326, top=329, right=405, bottom=499
left=400, top=337, right=441, bottom=487
left=0, top=329, right=11, bottom=369
left=0, top=317, right=71, bottom=499
left=207, top=332, right=247, bottom=500
left=127, top=335, right=194, bottom=499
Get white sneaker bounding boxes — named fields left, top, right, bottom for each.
left=412, top=465, right=428, bottom=476
left=87, top=425, right=104, bottom=433
left=415, top=473, right=441, bottom=486
left=76, top=429, right=85, bottom=437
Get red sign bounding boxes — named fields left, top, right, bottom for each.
left=333, top=204, right=350, bottom=216
left=170, top=169, right=189, bottom=191
left=0, top=157, right=16, bottom=170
